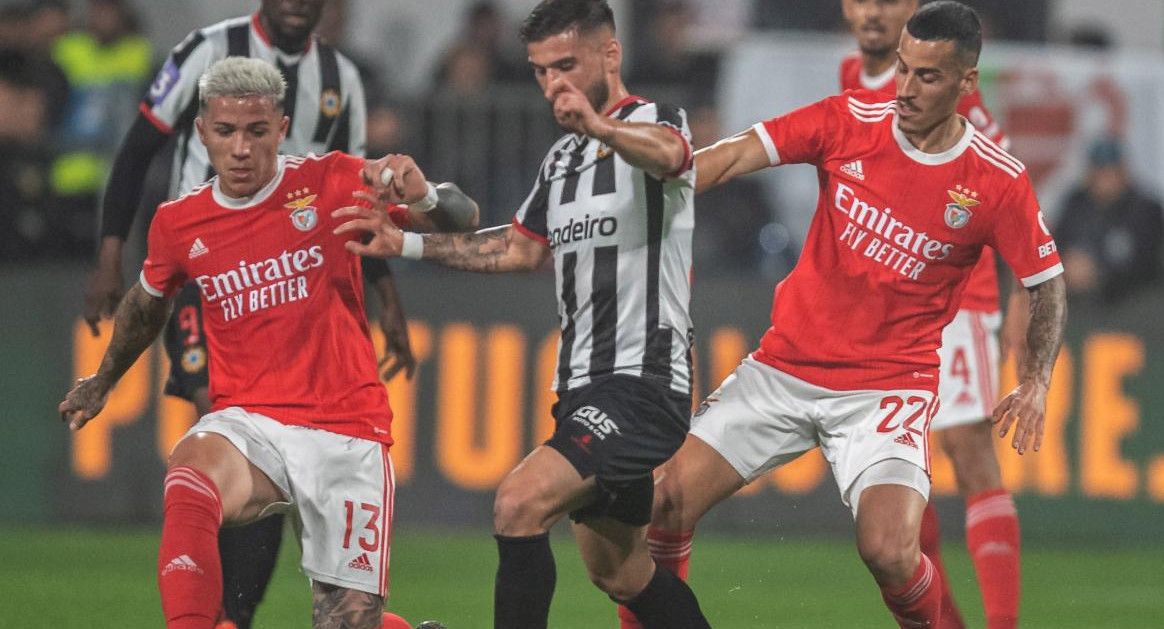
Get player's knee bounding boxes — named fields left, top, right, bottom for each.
left=585, top=562, right=648, bottom=602
left=493, top=479, right=550, bottom=536
left=651, top=469, right=692, bottom=531
left=857, top=529, right=919, bottom=585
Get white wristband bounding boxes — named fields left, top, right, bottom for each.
left=411, top=182, right=440, bottom=213
left=400, top=232, right=424, bottom=260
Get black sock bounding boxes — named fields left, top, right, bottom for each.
left=494, top=533, right=556, bottom=629
left=219, top=514, right=284, bottom=629
left=622, top=563, right=712, bottom=629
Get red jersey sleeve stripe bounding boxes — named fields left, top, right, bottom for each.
left=139, top=271, right=166, bottom=297
left=138, top=102, right=174, bottom=135
left=512, top=216, right=549, bottom=246
left=661, top=125, right=693, bottom=178
left=751, top=122, right=780, bottom=165
left=1021, top=263, right=1065, bottom=288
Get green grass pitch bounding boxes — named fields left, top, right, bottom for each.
left=2, top=526, right=1161, bottom=627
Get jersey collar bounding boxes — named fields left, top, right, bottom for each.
left=892, top=116, right=976, bottom=166
left=604, top=95, right=646, bottom=116
left=859, top=64, right=895, bottom=91
left=212, top=156, right=288, bottom=210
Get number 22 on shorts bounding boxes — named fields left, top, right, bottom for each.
left=342, top=500, right=382, bottom=551
left=876, top=395, right=931, bottom=435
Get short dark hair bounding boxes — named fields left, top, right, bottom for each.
left=905, top=1, right=982, bottom=67
left=519, top=0, right=615, bottom=44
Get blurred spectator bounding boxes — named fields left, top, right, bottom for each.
left=1054, top=138, right=1164, bottom=303
left=687, top=105, right=790, bottom=277
left=628, top=0, right=719, bottom=104
left=0, top=48, right=54, bottom=263
left=50, top=0, right=152, bottom=243
left=432, top=1, right=526, bottom=96
left=0, top=1, right=70, bottom=130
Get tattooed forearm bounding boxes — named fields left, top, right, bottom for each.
left=1020, top=275, right=1067, bottom=387
left=422, top=225, right=540, bottom=273
left=95, top=283, right=172, bottom=387
left=311, top=582, right=385, bottom=629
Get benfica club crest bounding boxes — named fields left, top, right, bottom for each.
left=944, top=185, right=981, bottom=229
left=285, top=189, right=319, bottom=231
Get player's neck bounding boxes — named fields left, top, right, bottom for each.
left=861, top=51, right=896, bottom=80
left=600, top=80, right=631, bottom=116
left=902, top=114, right=965, bottom=154
left=258, top=13, right=310, bottom=55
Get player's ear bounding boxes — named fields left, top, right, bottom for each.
left=604, top=37, right=621, bottom=74
left=959, top=65, right=979, bottom=97
left=194, top=116, right=207, bottom=144
left=279, top=115, right=290, bottom=141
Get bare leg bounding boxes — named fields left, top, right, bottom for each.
left=651, top=435, right=748, bottom=533
left=311, top=582, right=385, bottom=629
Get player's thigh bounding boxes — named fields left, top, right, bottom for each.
left=687, top=357, right=818, bottom=486
left=819, top=388, right=936, bottom=512
left=495, top=445, right=596, bottom=531
left=651, top=434, right=748, bottom=529
left=168, top=421, right=285, bottom=523
left=311, top=580, right=385, bottom=629
left=935, top=309, right=1002, bottom=431
left=937, top=420, right=1002, bottom=494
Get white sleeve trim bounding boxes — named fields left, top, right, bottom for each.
left=1020, top=263, right=1064, bottom=288
left=139, top=271, right=166, bottom=297
left=751, top=122, right=781, bottom=166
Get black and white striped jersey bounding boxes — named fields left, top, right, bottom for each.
left=140, top=13, right=366, bottom=197
left=513, top=96, right=696, bottom=396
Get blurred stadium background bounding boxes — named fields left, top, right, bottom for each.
left=1, top=0, right=1162, bottom=626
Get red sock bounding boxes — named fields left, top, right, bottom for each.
left=920, top=503, right=965, bottom=629
left=880, top=553, right=944, bottom=628
left=158, top=466, right=224, bottom=629
left=965, top=489, right=1020, bottom=629
left=617, top=528, right=694, bottom=629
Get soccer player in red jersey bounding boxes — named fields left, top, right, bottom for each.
left=838, top=2, right=1022, bottom=626
left=639, top=2, right=1065, bottom=627
left=59, top=57, right=475, bottom=629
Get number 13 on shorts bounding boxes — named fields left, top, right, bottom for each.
left=343, top=500, right=382, bottom=552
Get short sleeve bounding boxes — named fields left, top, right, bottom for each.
left=512, top=153, right=552, bottom=245
left=140, top=208, right=187, bottom=297
left=753, top=95, right=843, bottom=167
left=627, top=102, right=693, bottom=177
left=988, top=173, right=1064, bottom=287
left=140, top=29, right=218, bottom=134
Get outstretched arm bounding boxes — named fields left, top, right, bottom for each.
left=693, top=128, right=773, bottom=194
left=60, top=283, right=174, bottom=431
left=992, top=275, right=1067, bottom=454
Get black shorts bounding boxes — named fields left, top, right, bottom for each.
left=162, top=283, right=209, bottom=402
left=545, top=375, right=691, bottom=527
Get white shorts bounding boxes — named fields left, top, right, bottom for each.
left=935, top=310, right=1001, bottom=430
left=690, top=357, right=936, bottom=512
left=181, top=407, right=395, bottom=597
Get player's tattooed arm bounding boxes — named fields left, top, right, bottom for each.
left=421, top=225, right=550, bottom=273
left=311, top=582, right=385, bottom=629
left=59, top=283, right=174, bottom=431
left=693, top=128, right=774, bottom=194
left=992, top=275, right=1067, bottom=455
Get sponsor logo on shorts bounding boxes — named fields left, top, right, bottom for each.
left=161, top=554, right=203, bottom=576
left=181, top=346, right=207, bottom=373
left=568, top=405, right=621, bottom=440
left=894, top=432, right=920, bottom=449
left=571, top=433, right=594, bottom=454
left=348, top=553, right=374, bottom=572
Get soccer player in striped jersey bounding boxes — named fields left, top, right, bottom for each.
left=334, top=2, right=711, bottom=628
left=638, top=3, right=1065, bottom=628
left=840, top=2, right=1021, bottom=626
left=77, top=3, right=418, bottom=627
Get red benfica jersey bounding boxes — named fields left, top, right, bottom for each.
left=750, top=92, right=1062, bottom=392
left=141, top=152, right=407, bottom=444
left=840, top=51, right=1005, bottom=311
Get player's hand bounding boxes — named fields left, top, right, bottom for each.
left=361, top=154, right=430, bottom=206
left=546, top=77, right=614, bottom=140
left=59, top=375, right=111, bottom=432
left=82, top=262, right=125, bottom=337
left=333, top=191, right=405, bottom=258
left=377, top=305, right=416, bottom=382
left=991, top=380, right=1048, bottom=455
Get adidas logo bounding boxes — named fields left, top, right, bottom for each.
left=348, top=553, right=374, bottom=572
left=161, top=554, right=203, bottom=576
left=954, top=390, right=975, bottom=406
left=188, top=238, right=209, bottom=259
left=894, top=432, right=919, bottom=449
left=840, top=160, right=865, bottom=180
